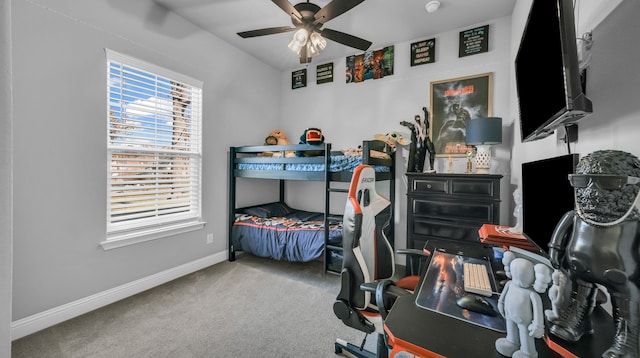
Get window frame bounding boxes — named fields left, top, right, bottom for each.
left=102, top=49, right=205, bottom=250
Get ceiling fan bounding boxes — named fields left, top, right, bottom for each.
left=237, top=0, right=372, bottom=64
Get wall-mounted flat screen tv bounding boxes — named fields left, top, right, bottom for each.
left=516, top=0, right=592, bottom=142
left=521, top=154, right=579, bottom=253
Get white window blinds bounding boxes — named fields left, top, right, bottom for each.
left=106, top=49, right=203, bottom=237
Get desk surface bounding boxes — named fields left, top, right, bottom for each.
left=384, top=239, right=612, bottom=358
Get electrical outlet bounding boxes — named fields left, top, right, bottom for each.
left=206, top=233, right=214, bottom=244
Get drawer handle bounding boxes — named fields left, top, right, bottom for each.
left=427, top=184, right=432, bottom=189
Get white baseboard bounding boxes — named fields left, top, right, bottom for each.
left=11, top=251, right=228, bottom=340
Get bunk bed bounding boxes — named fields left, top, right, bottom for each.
left=228, top=141, right=395, bottom=274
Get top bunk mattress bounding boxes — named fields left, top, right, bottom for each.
left=237, top=154, right=390, bottom=173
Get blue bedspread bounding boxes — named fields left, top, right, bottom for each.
left=237, top=155, right=390, bottom=172
left=231, top=211, right=342, bottom=262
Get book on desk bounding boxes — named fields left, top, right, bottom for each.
left=478, top=223, right=539, bottom=252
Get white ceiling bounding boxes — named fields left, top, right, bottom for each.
left=155, top=0, right=517, bottom=71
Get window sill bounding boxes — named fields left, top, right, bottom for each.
left=101, top=220, right=206, bottom=250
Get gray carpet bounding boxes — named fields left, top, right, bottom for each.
left=12, top=254, right=388, bottom=358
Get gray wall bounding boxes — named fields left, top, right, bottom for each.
left=11, top=0, right=281, bottom=323
left=1, top=0, right=13, bottom=354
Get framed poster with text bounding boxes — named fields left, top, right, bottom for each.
left=411, top=38, right=436, bottom=66
left=430, top=72, right=492, bottom=156
left=316, top=62, right=333, bottom=84
left=292, top=69, right=307, bottom=89
left=459, top=25, right=489, bottom=57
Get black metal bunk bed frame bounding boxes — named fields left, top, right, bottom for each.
left=228, top=141, right=395, bottom=274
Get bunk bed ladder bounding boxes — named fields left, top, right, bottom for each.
left=323, top=142, right=345, bottom=275
left=228, top=147, right=237, bottom=262
left=323, top=142, right=332, bottom=274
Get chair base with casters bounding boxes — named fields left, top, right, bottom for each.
left=333, top=165, right=428, bottom=358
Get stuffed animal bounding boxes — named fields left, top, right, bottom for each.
left=374, top=131, right=411, bottom=154
left=296, top=128, right=325, bottom=157
left=268, top=129, right=292, bottom=146
left=260, top=129, right=295, bottom=157
left=369, top=131, right=410, bottom=159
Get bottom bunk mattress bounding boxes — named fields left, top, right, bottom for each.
left=231, top=203, right=342, bottom=262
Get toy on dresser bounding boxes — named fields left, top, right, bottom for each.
left=400, top=106, right=435, bottom=173
left=495, top=250, right=551, bottom=358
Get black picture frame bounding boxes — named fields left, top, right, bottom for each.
left=459, top=25, right=489, bottom=57
left=292, top=69, right=307, bottom=89
left=429, top=72, right=493, bottom=156
left=411, top=38, right=436, bottom=66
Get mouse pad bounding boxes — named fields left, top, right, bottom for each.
left=415, top=250, right=506, bottom=333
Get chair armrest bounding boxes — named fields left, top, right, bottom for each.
left=396, top=248, right=429, bottom=257
left=397, top=249, right=430, bottom=276
left=360, top=282, right=411, bottom=298
left=360, top=282, right=377, bottom=293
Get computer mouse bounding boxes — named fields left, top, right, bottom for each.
left=456, top=294, right=497, bottom=316
left=494, top=270, right=507, bottom=279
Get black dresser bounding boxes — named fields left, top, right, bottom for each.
left=405, top=173, right=502, bottom=250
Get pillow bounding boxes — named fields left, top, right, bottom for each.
left=242, top=202, right=293, bottom=218
left=290, top=210, right=323, bottom=222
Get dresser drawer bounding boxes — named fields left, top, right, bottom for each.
left=451, top=179, right=497, bottom=199
left=410, top=217, right=481, bottom=241
left=412, top=198, right=496, bottom=223
left=411, top=177, right=448, bottom=194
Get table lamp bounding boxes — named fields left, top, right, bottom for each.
left=466, top=117, right=502, bottom=174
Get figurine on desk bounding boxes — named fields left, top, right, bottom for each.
left=495, top=250, right=551, bottom=358
left=547, top=150, right=640, bottom=358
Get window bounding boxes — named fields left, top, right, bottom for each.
left=103, top=49, right=204, bottom=249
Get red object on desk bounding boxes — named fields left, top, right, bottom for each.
left=478, top=223, right=538, bottom=252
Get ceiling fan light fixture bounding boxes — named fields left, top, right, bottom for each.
left=307, top=31, right=327, bottom=56
left=240, top=0, right=370, bottom=64
left=288, top=28, right=309, bottom=54
left=310, top=32, right=326, bottom=49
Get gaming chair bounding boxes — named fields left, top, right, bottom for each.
left=333, top=165, right=426, bottom=358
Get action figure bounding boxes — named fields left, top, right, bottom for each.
left=547, top=150, right=640, bottom=358
left=495, top=251, right=551, bottom=358
left=399, top=107, right=435, bottom=172
left=508, top=188, right=524, bottom=234
left=545, top=269, right=568, bottom=322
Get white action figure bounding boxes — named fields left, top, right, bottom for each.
left=508, top=188, right=523, bottom=234
left=545, top=269, right=568, bottom=322
left=496, top=251, right=552, bottom=358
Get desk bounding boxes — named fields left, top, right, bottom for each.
left=383, top=239, right=612, bottom=358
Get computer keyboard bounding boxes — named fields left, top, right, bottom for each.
left=463, top=262, right=493, bottom=297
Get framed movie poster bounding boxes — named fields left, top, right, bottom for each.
left=429, top=72, right=492, bottom=156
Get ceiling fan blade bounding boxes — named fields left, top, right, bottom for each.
left=272, top=0, right=303, bottom=22
left=321, top=28, right=372, bottom=51
left=314, top=0, right=365, bottom=24
left=237, top=26, right=295, bottom=38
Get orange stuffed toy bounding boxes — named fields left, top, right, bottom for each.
left=260, top=129, right=295, bottom=157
